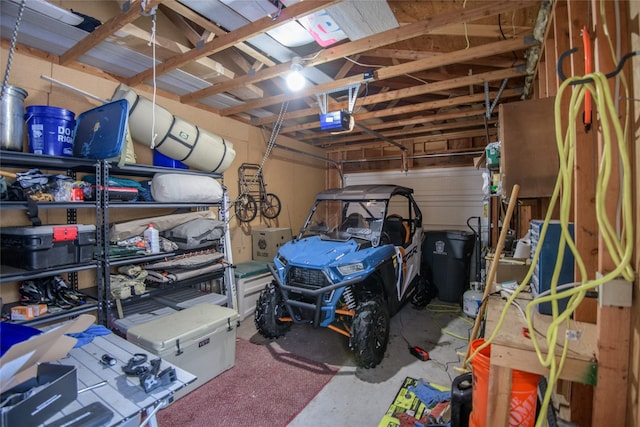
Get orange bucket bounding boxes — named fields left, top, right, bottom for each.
left=468, top=338, right=540, bottom=427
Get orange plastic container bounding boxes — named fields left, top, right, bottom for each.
left=468, top=338, right=540, bottom=427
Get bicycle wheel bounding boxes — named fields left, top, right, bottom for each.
left=235, top=194, right=258, bottom=222
left=261, top=193, right=281, bottom=219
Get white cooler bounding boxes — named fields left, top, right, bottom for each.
left=126, top=304, right=239, bottom=400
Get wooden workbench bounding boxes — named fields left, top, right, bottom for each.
left=481, top=295, right=597, bottom=426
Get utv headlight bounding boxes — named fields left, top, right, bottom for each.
left=337, top=262, right=364, bottom=275
left=277, top=255, right=288, bottom=267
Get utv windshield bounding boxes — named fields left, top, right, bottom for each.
left=301, top=199, right=387, bottom=246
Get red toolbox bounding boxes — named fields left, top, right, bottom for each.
left=1, top=224, right=96, bottom=270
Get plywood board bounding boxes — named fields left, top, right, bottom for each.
left=499, top=97, right=561, bottom=198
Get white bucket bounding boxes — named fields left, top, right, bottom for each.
left=112, top=84, right=235, bottom=173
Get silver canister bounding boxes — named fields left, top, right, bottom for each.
left=0, top=84, right=28, bottom=151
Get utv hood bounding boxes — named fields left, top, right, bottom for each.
left=277, top=236, right=363, bottom=269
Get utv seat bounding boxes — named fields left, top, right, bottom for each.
left=383, top=215, right=410, bottom=247
left=341, top=213, right=366, bottom=231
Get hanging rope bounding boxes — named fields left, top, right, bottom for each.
left=236, top=100, right=289, bottom=203
left=144, top=4, right=159, bottom=149
left=1, top=0, right=26, bottom=98
left=225, top=100, right=289, bottom=222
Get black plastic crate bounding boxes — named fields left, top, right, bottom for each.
left=1, top=224, right=96, bottom=270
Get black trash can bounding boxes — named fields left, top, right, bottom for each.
left=423, top=230, right=475, bottom=303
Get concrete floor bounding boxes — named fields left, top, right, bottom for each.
left=236, top=300, right=474, bottom=427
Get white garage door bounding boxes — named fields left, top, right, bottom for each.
left=344, top=166, right=487, bottom=238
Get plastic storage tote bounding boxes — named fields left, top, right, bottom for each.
left=0, top=224, right=96, bottom=270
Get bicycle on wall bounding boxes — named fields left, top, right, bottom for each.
left=235, top=163, right=281, bottom=222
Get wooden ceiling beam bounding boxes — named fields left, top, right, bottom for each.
left=160, top=1, right=275, bottom=67
left=183, top=0, right=537, bottom=103
left=355, top=87, right=521, bottom=121
left=159, top=6, right=263, bottom=98
left=327, top=143, right=490, bottom=156
left=59, top=0, right=164, bottom=65
left=118, top=24, right=234, bottom=79
left=310, top=118, right=496, bottom=145
left=291, top=107, right=487, bottom=137
left=374, top=37, right=534, bottom=81
left=428, top=23, right=531, bottom=38
left=126, top=0, right=337, bottom=86
left=281, top=105, right=486, bottom=136
left=364, top=48, right=525, bottom=69
left=322, top=128, right=494, bottom=149
left=269, top=66, right=526, bottom=128
left=223, top=36, right=533, bottom=117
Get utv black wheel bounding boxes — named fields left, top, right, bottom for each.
left=350, top=297, right=390, bottom=368
left=254, top=282, right=291, bottom=338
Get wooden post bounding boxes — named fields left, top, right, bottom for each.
left=590, top=1, right=632, bottom=425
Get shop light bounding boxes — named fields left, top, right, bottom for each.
left=286, top=57, right=305, bottom=91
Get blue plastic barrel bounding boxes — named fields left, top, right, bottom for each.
left=153, top=150, right=188, bottom=169
left=25, top=106, right=75, bottom=156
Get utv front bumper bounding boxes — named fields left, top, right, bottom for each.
left=268, top=263, right=364, bottom=327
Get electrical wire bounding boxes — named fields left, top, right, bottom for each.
left=342, top=56, right=384, bottom=68
left=498, top=13, right=520, bottom=62
left=464, top=2, right=634, bottom=425
left=399, top=305, right=471, bottom=383
left=462, top=0, right=470, bottom=50
left=426, top=303, right=474, bottom=341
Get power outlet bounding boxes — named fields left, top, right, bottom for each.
left=597, top=272, right=632, bottom=307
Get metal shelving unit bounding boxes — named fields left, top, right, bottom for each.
left=0, top=150, right=101, bottom=325
left=98, top=159, right=235, bottom=328
left=0, top=151, right=236, bottom=328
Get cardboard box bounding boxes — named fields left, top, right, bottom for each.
left=32, top=304, right=48, bottom=317
left=11, top=304, right=49, bottom=320
left=1, top=364, right=77, bottom=426
left=0, top=314, right=94, bottom=394
left=127, top=304, right=239, bottom=401
left=495, top=260, right=530, bottom=284
left=10, top=306, right=34, bottom=321
left=0, top=314, right=94, bottom=425
left=251, top=228, right=292, bottom=261
left=486, top=257, right=530, bottom=289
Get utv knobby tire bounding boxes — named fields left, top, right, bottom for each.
left=254, top=282, right=291, bottom=338
left=350, top=297, right=390, bottom=368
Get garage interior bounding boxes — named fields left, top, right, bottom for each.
left=0, top=0, right=639, bottom=426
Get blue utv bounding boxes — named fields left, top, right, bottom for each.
left=255, top=185, right=427, bottom=368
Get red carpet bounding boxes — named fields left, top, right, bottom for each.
left=157, top=338, right=338, bottom=426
